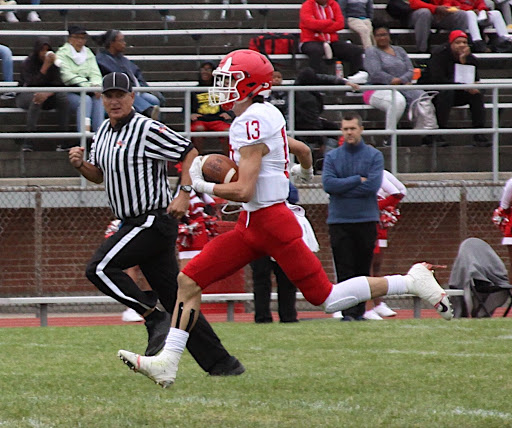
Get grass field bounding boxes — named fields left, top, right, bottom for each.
left=1, top=318, right=512, bottom=428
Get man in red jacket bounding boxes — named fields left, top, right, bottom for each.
left=299, top=0, right=367, bottom=83
left=408, top=0, right=467, bottom=53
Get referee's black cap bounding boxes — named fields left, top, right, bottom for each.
left=102, top=72, right=133, bottom=94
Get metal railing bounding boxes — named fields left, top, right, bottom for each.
left=1, top=82, right=511, bottom=180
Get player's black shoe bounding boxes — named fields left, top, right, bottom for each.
left=144, top=309, right=171, bottom=356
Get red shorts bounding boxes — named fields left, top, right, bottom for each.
left=182, top=203, right=332, bottom=306
left=191, top=120, right=230, bottom=133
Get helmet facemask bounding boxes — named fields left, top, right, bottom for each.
left=208, top=69, right=245, bottom=108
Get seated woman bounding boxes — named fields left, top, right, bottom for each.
left=363, top=24, right=434, bottom=145
left=56, top=25, right=104, bottom=140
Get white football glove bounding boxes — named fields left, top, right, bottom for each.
left=189, top=156, right=215, bottom=195
left=291, top=164, right=314, bottom=183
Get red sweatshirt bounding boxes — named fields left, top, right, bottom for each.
left=299, top=0, right=344, bottom=43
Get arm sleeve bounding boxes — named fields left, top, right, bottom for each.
left=500, top=178, right=512, bottom=209
left=397, top=47, right=414, bottom=83
left=340, top=152, right=384, bottom=198
left=322, top=153, right=365, bottom=195
left=367, top=0, right=374, bottom=19
left=300, top=1, right=344, bottom=33
left=144, top=121, right=194, bottom=162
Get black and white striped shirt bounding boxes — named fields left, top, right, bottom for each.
left=89, top=111, right=192, bottom=220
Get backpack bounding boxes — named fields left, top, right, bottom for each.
left=248, top=33, right=296, bottom=57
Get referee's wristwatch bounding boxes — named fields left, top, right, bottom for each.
left=181, top=185, right=193, bottom=193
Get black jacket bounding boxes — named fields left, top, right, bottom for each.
left=19, top=36, right=63, bottom=87
left=419, top=42, right=480, bottom=84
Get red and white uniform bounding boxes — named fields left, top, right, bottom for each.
left=493, top=178, right=512, bottom=245
left=182, top=102, right=332, bottom=306
left=230, top=102, right=290, bottom=212
left=177, top=188, right=218, bottom=259
left=375, top=170, right=406, bottom=253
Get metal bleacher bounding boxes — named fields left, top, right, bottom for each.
left=1, top=1, right=512, bottom=178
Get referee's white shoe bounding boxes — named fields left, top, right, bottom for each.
left=118, top=349, right=180, bottom=388
left=405, top=263, right=453, bottom=320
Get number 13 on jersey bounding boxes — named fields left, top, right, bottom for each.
left=245, top=120, right=260, bottom=140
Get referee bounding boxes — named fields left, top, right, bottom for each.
left=68, top=72, right=244, bottom=376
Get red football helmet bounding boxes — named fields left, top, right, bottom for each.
left=208, top=49, right=274, bottom=110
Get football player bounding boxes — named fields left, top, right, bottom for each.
left=492, top=177, right=512, bottom=265
left=364, top=170, right=407, bottom=320
left=118, top=50, right=453, bottom=388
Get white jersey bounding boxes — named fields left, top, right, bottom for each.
left=377, top=170, right=407, bottom=199
left=500, top=178, right=512, bottom=209
left=230, top=102, right=290, bottom=212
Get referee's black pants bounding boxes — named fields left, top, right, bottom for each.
left=329, top=222, right=377, bottom=319
left=85, top=210, right=231, bottom=372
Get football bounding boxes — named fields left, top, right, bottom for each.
left=201, top=154, right=239, bottom=184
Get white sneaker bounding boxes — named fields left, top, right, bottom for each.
left=118, top=349, right=181, bottom=388
left=121, top=308, right=143, bottom=322
left=373, top=302, right=397, bottom=317
left=363, top=309, right=384, bottom=320
left=5, top=11, right=18, bottom=23
left=332, top=311, right=343, bottom=319
left=406, top=263, right=453, bottom=320
left=27, top=11, right=41, bottom=22
left=346, top=71, right=368, bottom=84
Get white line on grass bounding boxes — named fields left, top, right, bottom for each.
left=451, top=407, right=512, bottom=420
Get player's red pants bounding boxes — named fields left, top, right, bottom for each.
left=182, top=202, right=332, bottom=306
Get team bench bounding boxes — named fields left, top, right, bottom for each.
left=0, top=290, right=465, bottom=326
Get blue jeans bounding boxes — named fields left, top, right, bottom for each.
left=67, top=93, right=105, bottom=132
left=0, top=44, right=14, bottom=82
left=133, top=91, right=160, bottom=114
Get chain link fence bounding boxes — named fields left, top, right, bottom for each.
left=0, top=181, right=508, bottom=312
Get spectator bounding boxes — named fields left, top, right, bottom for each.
left=418, top=30, right=489, bottom=146
left=294, top=67, right=359, bottom=170
left=0, top=0, right=19, bottom=23
left=27, top=0, right=41, bottom=22
left=56, top=25, right=104, bottom=143
left=363, top=24, right=437, bottom=145
left=408, top=0, right=468, bottom=53
left=364, top=170, right=406, bottom=320
left=491, top=0, right=512, bottom=29
left=338, top=0, right=375, bottom=49
left=0, top=42, right=15, bottom=99
left=451, top=0, right=512, bottom=52
left=322, top=111, right=384, bottom=321
left=190, top=61, right=232, bottom=155
left=95, top=30, right=162, bottom=120
left=221, top=0, right=253, bottom=20
left=251, top=183, right=301, bottom=324
left=267, top=69, right=289, bottom=124
left=16, top=36, right=69, bottom=152
left=492, top=177, right=512, bottom=269
left=299, top=0, right=368, bottom=82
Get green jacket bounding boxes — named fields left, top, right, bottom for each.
left=56, top=43, right=103, bottom=87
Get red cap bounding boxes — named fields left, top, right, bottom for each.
left=449, top=30, right=468, bottom=44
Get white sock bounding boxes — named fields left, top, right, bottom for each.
left=384, top=275, right=408, bottom=295
left=323, top=276, right=371, bottom=313
left=163, top=327, right=189, bottom=355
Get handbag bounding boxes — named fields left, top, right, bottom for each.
left=408, top=91, right=439, bottom=130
